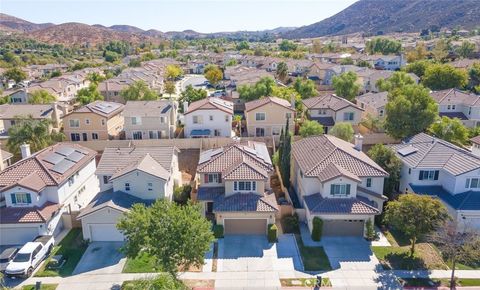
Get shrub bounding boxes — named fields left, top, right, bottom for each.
left=282, top=214, right=299, bottom=234
left=213, top=224, right=224, bottom=239
left=365, top=219, right=378, bottom=241
left=311, top=217, right=323, bottom=241
left=173, top=184, right=192, bottom=204
left=268, top=224, right=278, bottom=243
left=272, top=151, right=279, bottom=166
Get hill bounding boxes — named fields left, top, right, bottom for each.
left=283, top=0, right=480, bottom=39
left=0, top=13, right=54, bottom=32
left=109, top=25, right=145, bottom=34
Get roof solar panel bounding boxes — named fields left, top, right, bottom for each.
left=66, top=151, right=85, bottom=163
left=43, top=152, right=64, bottom=165
left=51, top=159, right=76, bottom=174
left=94, top=102, right=120, bottom=114
left=56, top=146, right=75, bottom=156
left=397, top=146, right=418, bottom=157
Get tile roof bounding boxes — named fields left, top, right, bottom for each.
left=110, top=153, right=170, bottom=181
left=410, top=185, right=480, bottom=211
left=1, top=149, right=13, bottom=162
left=71, top=101, right=124, bottom=118
left=430, top=88, right=480, bottom=107
left=197, top=186, right=225, bottom=201
left=213, top=192, right=278, bottom=212
left=292, top=135, right=388, bottom=183
left=356, top=91, right=388, bottom=109
left=0, top=104, right=54, bottom=119
left=390, top=133, right=480, bottom=176
left=304, top=193, right=379, bottom=215
left=123, top=100, right=174, bottom=117
left=0, top=202, right=60, bottom=224
left=185, top=97, right=233, bottom=115
left=245, top=96, right=295, bottom=112
left=302, top=94, right=363, bottom=112
left=471, top=135, right=480, bottom=145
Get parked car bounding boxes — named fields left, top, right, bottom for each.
left=5, top=236, right=54, bottom=278
left=210, top=90, right=226, bottom=97
left=0, top=247, right=19, bottom=272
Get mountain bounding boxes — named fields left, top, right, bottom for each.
left=283, top=0, right=480, bottom=39
left=0, top=13, right=54, bottom=32
left=109, top=25, right=145, bottom=34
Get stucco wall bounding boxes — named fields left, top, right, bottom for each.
left=80, top=207, right=123, bottom=241
left=185, top=109, right=233, bottom=138
left=245, top=102, right=294, bottom=137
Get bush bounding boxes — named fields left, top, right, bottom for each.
left=311, top=217, right=323, bottom=241
left=122, top=273, right=188, bottom=290
left=272, top=151, right=279, bottom=166
left=213, top=224, right=224, bottom=239
left=281, top=214, right=299, bottom=234
left=365, top=219, right=378, bottom=241
left=173, top=185, right=192, bottom=204
left=268, top=224, right=278, bottom=243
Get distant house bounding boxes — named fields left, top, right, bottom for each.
left=78, top=146, right=180, bottom=241
left=372, top=55, right=406, bottom=71
left=430, top=89, right=480, bottom=128
left=0, top=148, right=13, bottom=170
left=123, top=100, right=177, bottom=140
left=356, top=69, right=419, bottom=93
left=184, top=97, right=234, bottom=138
left=0, top=104, right=62, bottom=137
left=391, top=133, right=480, bottom=231
left=1, top=89, right=29, bottom=104
left=303, top=94, right=363, bottom=133
left=471, top=135, right=480, bottom=157
left=63, top=101, right=124, bottom=142
left=245, top=97, right=295, bottom=137
left=356, top=91, right=389, bottom=119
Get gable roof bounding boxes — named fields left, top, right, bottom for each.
left=110, top=153, right=170, bottom=181
left=0, top=202, right=60, bottom=224
left=471, top=135, right=480, bottom=145
left=123, top=100, right=174, bottom=117
left=430, top=88, right=480, bottom=107
left=245, top=96, right=295, bottom=112
left=302, top=94, right=363, bottom=112
left=0, top=104, right=54, bottom=119
left=70, top=101, right=124, bottom=118
left=304, top=193, right=379, bottom=215
left=185, top=97, right=233, bottom=115
left=410, top=185, right=480, bottom=211
left=356, top=92, right=389, bottom=109
left=213, top=192, right=278, bottom=212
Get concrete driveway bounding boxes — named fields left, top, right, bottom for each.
left=73, top=242, right=126, bottom=275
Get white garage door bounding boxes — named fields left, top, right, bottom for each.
left=0, top=227, right=38, bottom=245
left=89, top=224, right=124, bottom=242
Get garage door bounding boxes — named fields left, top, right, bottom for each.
left=322, top=220, right=364, bottom=236
left=0, top=227, right=37, bottom=245
left=89, top=224, right=124, bottom=241
left=224, top=219, right=267, bottom=235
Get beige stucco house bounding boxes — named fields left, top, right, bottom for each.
left=355, top=91, right=388, bottom=119
left=245, top=97, right=295, bottom=137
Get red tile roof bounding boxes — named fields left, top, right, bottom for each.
left=245, top=96, right=295, bottom=112
left=185, top=97, right=233, bottom=115
left=304, top=194, right=379, bottom=215
left=0, top=202, right=60, bottom=224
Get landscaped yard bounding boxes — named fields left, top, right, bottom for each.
left=280, top=278, right=331, bottom=287
left=295, top=235, right=332, bottom=271
left=122, top=252, right=158, bottom=273
left=22, top=284, right=58, bottom=290
left=35, top=229, right=88, bottom=277
left=398, top=278, right=480, bottom=287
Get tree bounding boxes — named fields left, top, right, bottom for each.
left=234, top=114, right=242, bottom=136
left=3, top=67, right=27, bottom=83
left=86, top=72, right=106, bottom=85
left=28, top=89, right=56, bottom=104
left=164, top=64, right=183, bottom=81
left=329, top=122, right=354, bottom=142
left=279, top=40, right=298, bottom=52
left=332, top=72, right=360, bottom=101
left=77, top=84, right=103, bottom=105
left=104, top=50, right=120, bottom=62
left=238, top=77, right=276, bottom=101
left=376, top=71, right=415, bottom=92
left=356, top=60, right=372, bottom=68
left=340, top=57, right=354, bottom=65
left=236, top=41, right=250, bottom=51
left=7, top=117, right=65, bottom=156
left=365, top=38, right=402, bottom=54
left=117, top=200, right=214, bottom=276
left=128, top=58, right=142, bottom=67
left=406, top=42, right=428, bottom=62
left=456, top=41, right=476, bottom=58
left=423, top=64, right=468, bottom=90
left=178, top=85, right=207, bottom=112
left=120, top=81, right=158, bottom=101
left=384, top=194, right=449, bottom=256
left=164, top=81, right=176, bottom=96
left=385, top=84, right=438, bottom=139
left=429, top=116, right=469, bottom=146
left=405, top=60, right=432, bottom=78
left=299, top=120, right=323, bottom=137
left=367, top=144, right=402, bottom=198
left=431, top=39, right=450, bottom=62
left=204, top=65, right=223, bottom=87
left=293, top=78, right=318, bottom=99
left=468, top=62, right=480, bottom=91
left=276, top=62, right=289, bottom=83
left=279, top=117, right=292, bottom=188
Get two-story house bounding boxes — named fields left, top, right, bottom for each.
left=0, top=104, right=62, bottom=137
left=292, top=135, right=389, bottom=236
left=184, top=97, right=234, bottom=138
left=123, top=100, right=177, bottom=140
left=430, top=89, right=480, bottom=128
left=372, top=55, right=406, bottom=71
left=63, top=101, right=124, bottom=142
left=471, top=135, right=480, bottom=157
left=0, top=143, right=99, bottom=245
left=303, top=94, right=364, bottom=133
left=391, top=133, right=480, bottom=231
left=245, top=97, right=295, bottom=137
left=355, top=91, right=389, bottom=119
left=78, top=146, right=181, bottom=241
left=195, top=142, right=278, bottom=235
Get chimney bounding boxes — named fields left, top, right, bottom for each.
left=51, top=102, right=61, bottom=129
left=0, top=142, right=4, bottom=171
left=354, top=134, right=364, bottom=151
left=183, top=101, right=189, bottom=113
left=20, top=143, right=31, bottom=159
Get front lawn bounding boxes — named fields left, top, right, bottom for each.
left=372, top=243, right=447, bottom=270
left=122, top=252, right=158, bottom=273
left=295, top=235, right=332, bottom=271
left=35, top=229, right=88, bottom=277
left=399, top=278, right=480, bottom=287
left=22, top=284, right=58, bottom=290
left=281, top=278, right=332, bottom=287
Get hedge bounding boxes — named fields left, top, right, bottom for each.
left=268, top=224, right=278, bottom=243
left=311, top=217, right=323, bottom=241
left=213, top=224, right=224, bottom=239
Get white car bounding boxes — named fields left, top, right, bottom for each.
left=5, top=236, right=54, bottom=278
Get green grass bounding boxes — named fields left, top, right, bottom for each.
left=22, top=284, right=58, bottom=290
left=122, top=252, right=159, bottom=273
left=372, top=243, right=448, bottom=270
left=295, top=235, right=332, bottom=271
left=399, top=278, right=480, bottom=287
left=35, top=229, right=88, bottom=277
left=280, top=278, right=331, bottom=287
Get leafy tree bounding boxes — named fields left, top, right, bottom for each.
left=3, top=67, right=27, bottom=83
left=376, top=71, right=415, bottom=92
left=236, top=41, right=250, bottom=51
left=49, top=70, right=61, bottom=78
left=468, top=62, right=480, bottom=91
left=299, top=120, right=323, bottom=137
left=164, top=64, right=183, bottom=81
left=104, top=50, right=120, bottom=63
left=431, top=39, right=450, bottom=62
left=340, top=57, right=354, bottom=65
left=384, top=194, right=449, bottom=256
left=332, top=71, right=360, bottom=101
left=128, top=58, right=142, bottom=67
left=356, top=60, right=372, bottom=68
left=226, top=59, right=238, bottom=66
left=7, top=117, right=65, bottom=156
left=456, top=41, right=476, bottom=58
left=293, top=78, right=318, bottom=99
left=271, top=86, right=302, bottom=111
left=77, top=84, right=103, bottom=105
left=365, top=38, right=402, bottom=54
left=120, top=81, right=158, bottom=101
left=406, top=42, right=428, bottom=62
left=312, top=40, right=323, bottom=53
left=329, top=122, right=354, bottom=142
left=238, top=77, right=276, bottom=101
left=164, top=81, right=176, bottom=96
left=117, top=200, right=214, bottom=276
left=178, top=85, right=207, bottom=113
left=367, top=144, right=402, bottom=198
left=279, top=40, right=298, bottom=51
left=429, top=116, right=469, bottom=145
left=28, top=89, right=56, bottom=104
left=360, top=113, right=384, bottom=132
left=276, top=62, right=289, bottom=83
left=87, top=72, right=106, bottom=85
left=204, top=65, right=223, bottom=87
left=385, top=84, right=438, bottom=139
left=423, top=64, right=468, bottom=90
left=405, top=60, right=432, bottom=78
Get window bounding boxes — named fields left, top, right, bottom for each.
left=85, top=119, right=90, bottom=125
left=11, top=193, right=31, bottom=204
left=379, top=110, right=384, bottom=117
left=149, top=131, right=157, bottom=139
left=452, top=105, right=456, bottom=110
left=330, top=184, right=351, bottom=196
left=70, top=133, right=80, bottom=141
left=214, top=129, right=221, bottom=136
left=286, top=112, right=292, bottom=119
left=366, top=178, right=372, bottom=188
left=225, top=115, right=229, bottom=122
left=103, top=176, right=110, bottom=184
left=447, top=105, right=451, bottom=110
left=147, top=182, right=153, bottom=191
left=125, top=183, right=130, bottom=191
left=469, top=107, right=472, bottom=115
left=272, top=127, right=280, bottom=135
left=343, top=112, right=354, bottom=121
left=205, top=173, right=221, bottom=183
left=318, top=109, right=326, bottom=115
left=69, top=119, right=80, bottom=128
left=192, top=115, right=203, bottom=124
left=132, top=131, right=142, bottom=140
left=131, top=117, right=141, bottom=125
left=209, top=115, right=213, bottom=121
left=234, top=181, right=256, bottom=192
left=10, top=120, right=16, bottom=126
left=160, top=117, right=165, bottom=124
left=255, top=112, right=266, bottom=121
left=466, top=178, right=480, bottom=189
left=419, top=170, right=439, bottom=181
left=101, top=119, right=105, bottom=126
left=92, top=133, right=98, bottom=140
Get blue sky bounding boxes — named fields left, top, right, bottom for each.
left=1, top=0, right=357, bottom=33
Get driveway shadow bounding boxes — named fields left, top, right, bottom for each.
left=73, top=242, right=125, bottom=275
left=322, top=237, right=376, bottom=270
left=219, top=235, right=272, bottom=259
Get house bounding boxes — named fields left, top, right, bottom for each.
left=0, top=147, right=13, bottom=170
left=371, top=55, right=406, bottom=71
left=355, top=91, right=389, bottom=119
left=0, top=143, right=99, bottom=245
left=0, top=104, right=62, bottom=137
left=63, top=101, right=124, bottom=142
left=356, top=69, right=419, bottom=93
left=1, top=89, right=29, bottom=104
left=430, top=89, right=480, bottom=128
left=245, top=97, right=295, bottom=137
left=78, top=146, right=180, bottom=241
left=291, top=135, right=389, bottom=236
left=195, top=141, right=278, bottom=235
left=323, top=65, right=365, bottom=85
left=391, top=133, right=480, bottom=231
left=303, top=94, right=364, bottom=133
left=184, top=97, right=234, bottom=138
left=123, top=100, right=177, bottom=140
left=471, top=135, right=480, bottom=157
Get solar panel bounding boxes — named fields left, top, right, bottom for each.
left=397, top=146, right=418, bottom=157
left=66, top=151, right=85, bottom=163
left=43, top=153, right=64, bottom=165
left=55, top=146, right=75, bottom=156
left=51, top=159, right=76, bottom=174
left=94, top=102, right=120, bottom=114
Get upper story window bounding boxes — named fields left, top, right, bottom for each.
left=286, top=112, right=292, bottom=119
left=225, top=115, right=229, bottom=122
left=131, top=117, right=141, bottom=125
left=272, top=127, right=280, bottom=135
left=85, top=119, right=90, bottom=125
left=418, top=170, right=439, bottom=181
left=255, top=112, right=266, bottom=121
left=103, top=176, right=110, bottom=184
left=125, top=183, right=131, bottom=191
left=343, top=112, right=354, bottom=121
left=204, top=173, right=221, bottom=184
left=160, top=117, right=165, bottom=124
left=69, top=119, right=80, bottom=128
left=193, top=115, right=203, bottom=124
left=11, top=193, right=32, bottom=205
left=466, top=178, right=479, bottom=189
left=147, top=182, right=153, bottom=191
left=366, top=178, right=372, bottom=188
left=318, top=109, right=327, bottom=115
left=234, top=181, right=256, bottom=192
left=209, top=115, right=214, bottom=121
left=330, top=184, right=351, bottom=196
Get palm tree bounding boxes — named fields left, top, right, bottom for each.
left=234, top=115, right=243, bottom=136
left=276, top=62, right=289, bottom=83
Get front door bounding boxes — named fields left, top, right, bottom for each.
left=206, top=202, right=213, bottom=213
left=256, top=127, right=265, bottom=137
left=82, top=133, right=88, bottom=141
